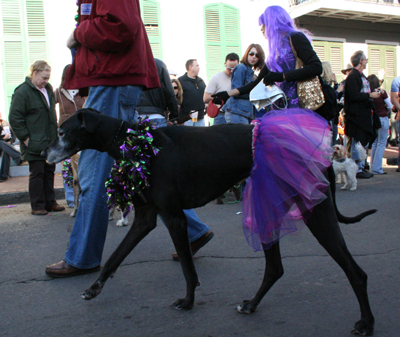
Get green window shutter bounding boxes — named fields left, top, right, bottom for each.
left=1, top=0, right=25, bottom=114
left=1, top=0, right=49, bottom=118
left=368, top=44, right=397, bottom=93
left=312, top=41, right=344, bottom=83
left=313, top=42, right=326, bottom=62
left=140, top=0, right=162, bottom=59
left=204, top=4, right=241, bottom=81
left=26, top=0, right=48, bottom=64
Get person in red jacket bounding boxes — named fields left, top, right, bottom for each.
left=46, top=0, right=159, bottom=278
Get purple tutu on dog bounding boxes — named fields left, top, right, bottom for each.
left=242, top=108, right=333, bottom=251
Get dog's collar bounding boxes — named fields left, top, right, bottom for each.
left=336, top=158, right=346, bottom=163
left=106, top=120, right=125, bottom=151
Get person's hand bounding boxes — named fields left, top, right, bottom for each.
left=378, top=68, right=385, bottom=81
left=23, top=138, right=29, bottom=147
left=263, top=71, right=284, bottom=86
left=370, top=91, right=380, bottom=99
left=211, top=91, right=230, bottom=105
left=66, top=30, right=78, bottom=49
left=337, top=83, right=344, bottom=93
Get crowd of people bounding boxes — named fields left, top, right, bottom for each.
left=0, top=3, right=399, bottom=277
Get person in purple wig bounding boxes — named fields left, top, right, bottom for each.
left=211, top=6, right=333, bottom=252
left=212, top=5, right=322, bottom=109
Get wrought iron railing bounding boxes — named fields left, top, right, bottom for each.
left=289, top=0, right=400, bottom=7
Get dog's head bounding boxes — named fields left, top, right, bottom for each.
left=42, top=108, right=102, bottom=164
left=332, top=144, right=347, bottom=161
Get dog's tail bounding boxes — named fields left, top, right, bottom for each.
left=354, top=142, right=367, bottom=164
left=328, top=166, right=377, bottom=223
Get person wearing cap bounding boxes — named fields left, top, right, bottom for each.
left=338, top=63, right=353, bottom=100
left=203, top=53, right=239, bottom=125
left=341, top=63, right=354, bottom=77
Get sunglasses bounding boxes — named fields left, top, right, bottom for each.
left=249, top=52, right=259, bottom=58
left=225, top=66, right=235, bottom=70
left=173, top=86, right=179, bottom=89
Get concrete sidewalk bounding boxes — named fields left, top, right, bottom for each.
left=0, top=145, right=398, bottom=206
left=0, top=172, right=65, bottom=206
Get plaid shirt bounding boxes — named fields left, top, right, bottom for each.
left=360, top=72, right=371, bottom=94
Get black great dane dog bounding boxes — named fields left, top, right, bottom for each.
left=43, top=108, right=376, bottom=336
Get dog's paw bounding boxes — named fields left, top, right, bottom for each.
left=116, top=219, right=128, bottom=227
left=237, top=300, right=257, bottom=314
left=350, top=187, right=357, bottom=191
left=70, top=209, right=77, bottom=217
left=172, top=298, right=194, bottom=311
left=340, top=186, right=348, bottom=190
left=351, top=318, right=374, bottom=336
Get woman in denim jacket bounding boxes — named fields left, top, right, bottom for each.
left=224, top=44, right=265, bottom=124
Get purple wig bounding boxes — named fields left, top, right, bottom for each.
left=259, top=6, right=311, bottom=72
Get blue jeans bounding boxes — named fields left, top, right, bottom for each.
left=63, top=182, right=74, bottom=208
left=371, top=117, right=389, bottom=174
left=213, top=113, right=227, bottom=125
left=147, top=116, right=167, bottom=128
left=397, top=120, right=400, bottom=167
left=149, top=117, right=210, bottom=241
left=184, top=118, right=206, bottom=127
left=65, top=85, right=142, bottom=269
left=225, top=112, right=251, bottom=124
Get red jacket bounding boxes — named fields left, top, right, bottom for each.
left=64, top=0, right=159, bottom=90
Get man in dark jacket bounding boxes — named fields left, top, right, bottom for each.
left=9, top=61, right=65, bottom=214
left=344, top=50, right=380, bottom=179
left=178, top=59, right=207, bottom=126
left=136, top=58, right=214, bottom=261
left=136, top=58, right=179, bottom=127
left=45, top=0, right=159, bottom=278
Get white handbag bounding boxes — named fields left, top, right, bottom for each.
left=250, top=82, right=287, bottom=110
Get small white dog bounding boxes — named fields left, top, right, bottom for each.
left=331, top=142, right=367, bottom=191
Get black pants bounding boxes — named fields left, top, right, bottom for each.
left=0, top=141, right=21, bottom=179
left=28, top=160, right=56, bottom=210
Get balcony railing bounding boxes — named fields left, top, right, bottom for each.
left=289, top=0, right=400, bottom=7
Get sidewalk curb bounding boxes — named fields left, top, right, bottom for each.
left=0, top=188, right=65, bottom=206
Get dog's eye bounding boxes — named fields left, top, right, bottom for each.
left=59, top=131, right=64, bottom=137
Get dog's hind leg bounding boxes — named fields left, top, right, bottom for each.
left=237, top=241, right=284, bottom=314
left=306, top=195, right=374, bottom=336
left=159, top=210, right=199, bottom=311
left=82, top=204, right=158, bottom=300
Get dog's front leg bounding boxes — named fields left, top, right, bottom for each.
left=159, top=210, right=199, bottom=310
left=237, top=241, right=284, bottom=314
left=82, top=205, right=158, bottom=300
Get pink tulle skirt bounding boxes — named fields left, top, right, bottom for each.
left=242, top=108, right=332, bottom=251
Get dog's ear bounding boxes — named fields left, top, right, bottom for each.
left=77, top=109, right=101, bottom=133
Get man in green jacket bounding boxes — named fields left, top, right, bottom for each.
left=9, top=60, right=65, bottom=215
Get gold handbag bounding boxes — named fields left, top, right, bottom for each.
left=289, top=37, right=325, bottom=110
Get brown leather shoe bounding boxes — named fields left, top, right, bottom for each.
left=45, top=260, right=100, bottom=278
left=172, top=230, right=214, bottom=261
left=31, top=209, right=48, bottom=215
left=45, top=203, right=65, bottom=212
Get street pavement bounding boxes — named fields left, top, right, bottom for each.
left=1, top=166, right=400, bottom=337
